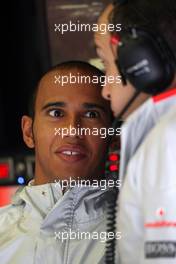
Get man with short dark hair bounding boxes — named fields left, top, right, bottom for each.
left=0, top=61, right=114, bottom=264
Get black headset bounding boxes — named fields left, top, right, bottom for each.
left=116, top=27, right=176, bottom=95
left=113, top=0, right=176, bottom=95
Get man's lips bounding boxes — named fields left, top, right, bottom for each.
left=55, top=145, right=88, bottom=163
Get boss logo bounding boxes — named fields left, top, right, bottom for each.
left=145, top=241, right=176, bottom=258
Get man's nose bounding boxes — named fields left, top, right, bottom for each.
left=62, top=115, right=83, bottom=139
left=67, top=114, right=80, bottom=127
left=102, top=82, right=111, bottom=100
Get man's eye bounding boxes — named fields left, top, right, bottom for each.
left=48, top=109, right=64, bottom=117
left=85, top=111, right=100, bottom=118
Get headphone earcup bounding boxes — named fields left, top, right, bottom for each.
left=117, top=29, right=175, bottom=95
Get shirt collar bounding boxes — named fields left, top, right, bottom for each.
left=11, top=180, right=65, bottom=218
left=11, top=180, right=107, bottom=225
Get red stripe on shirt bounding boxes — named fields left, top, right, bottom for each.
left=153, top=88, right=176, bottom=103
left=145, top=221, right=176, bottom=228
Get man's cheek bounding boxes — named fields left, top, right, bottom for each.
left=34, top=129, right=55, bottom=152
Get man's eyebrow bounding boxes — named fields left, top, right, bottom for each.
left=41, top=102, right=66, bottom=110
left=83, top=103, right=106, bottom=112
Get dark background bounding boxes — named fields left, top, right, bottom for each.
left=0, top=0, right=109, bottom=155
left=1, top=0, right=50, bottom=154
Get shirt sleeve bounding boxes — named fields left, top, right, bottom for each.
left=117, top=114, right=176, bottom=264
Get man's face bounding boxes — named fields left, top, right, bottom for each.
left=94, top=4, right=135, bottom=117
left=94, top=4, right=119, bottom=109
left=102, top=41, right=137, bottom=118
left=95, top=5, right=149, bottom=118
left=94, top=9, right=116, bottom=74
left=22, top=69, right=112, bottom=185
left=94, top=32, right=122, bottom=117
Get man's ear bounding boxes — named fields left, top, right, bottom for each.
left=21, top=115, right=35, bottom=148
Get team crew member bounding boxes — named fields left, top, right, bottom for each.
left=94, top=3, right=150, bottom=263
left=101, top=0, right=176, bottom=263
left=0, top=61, right=114, bottom=264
